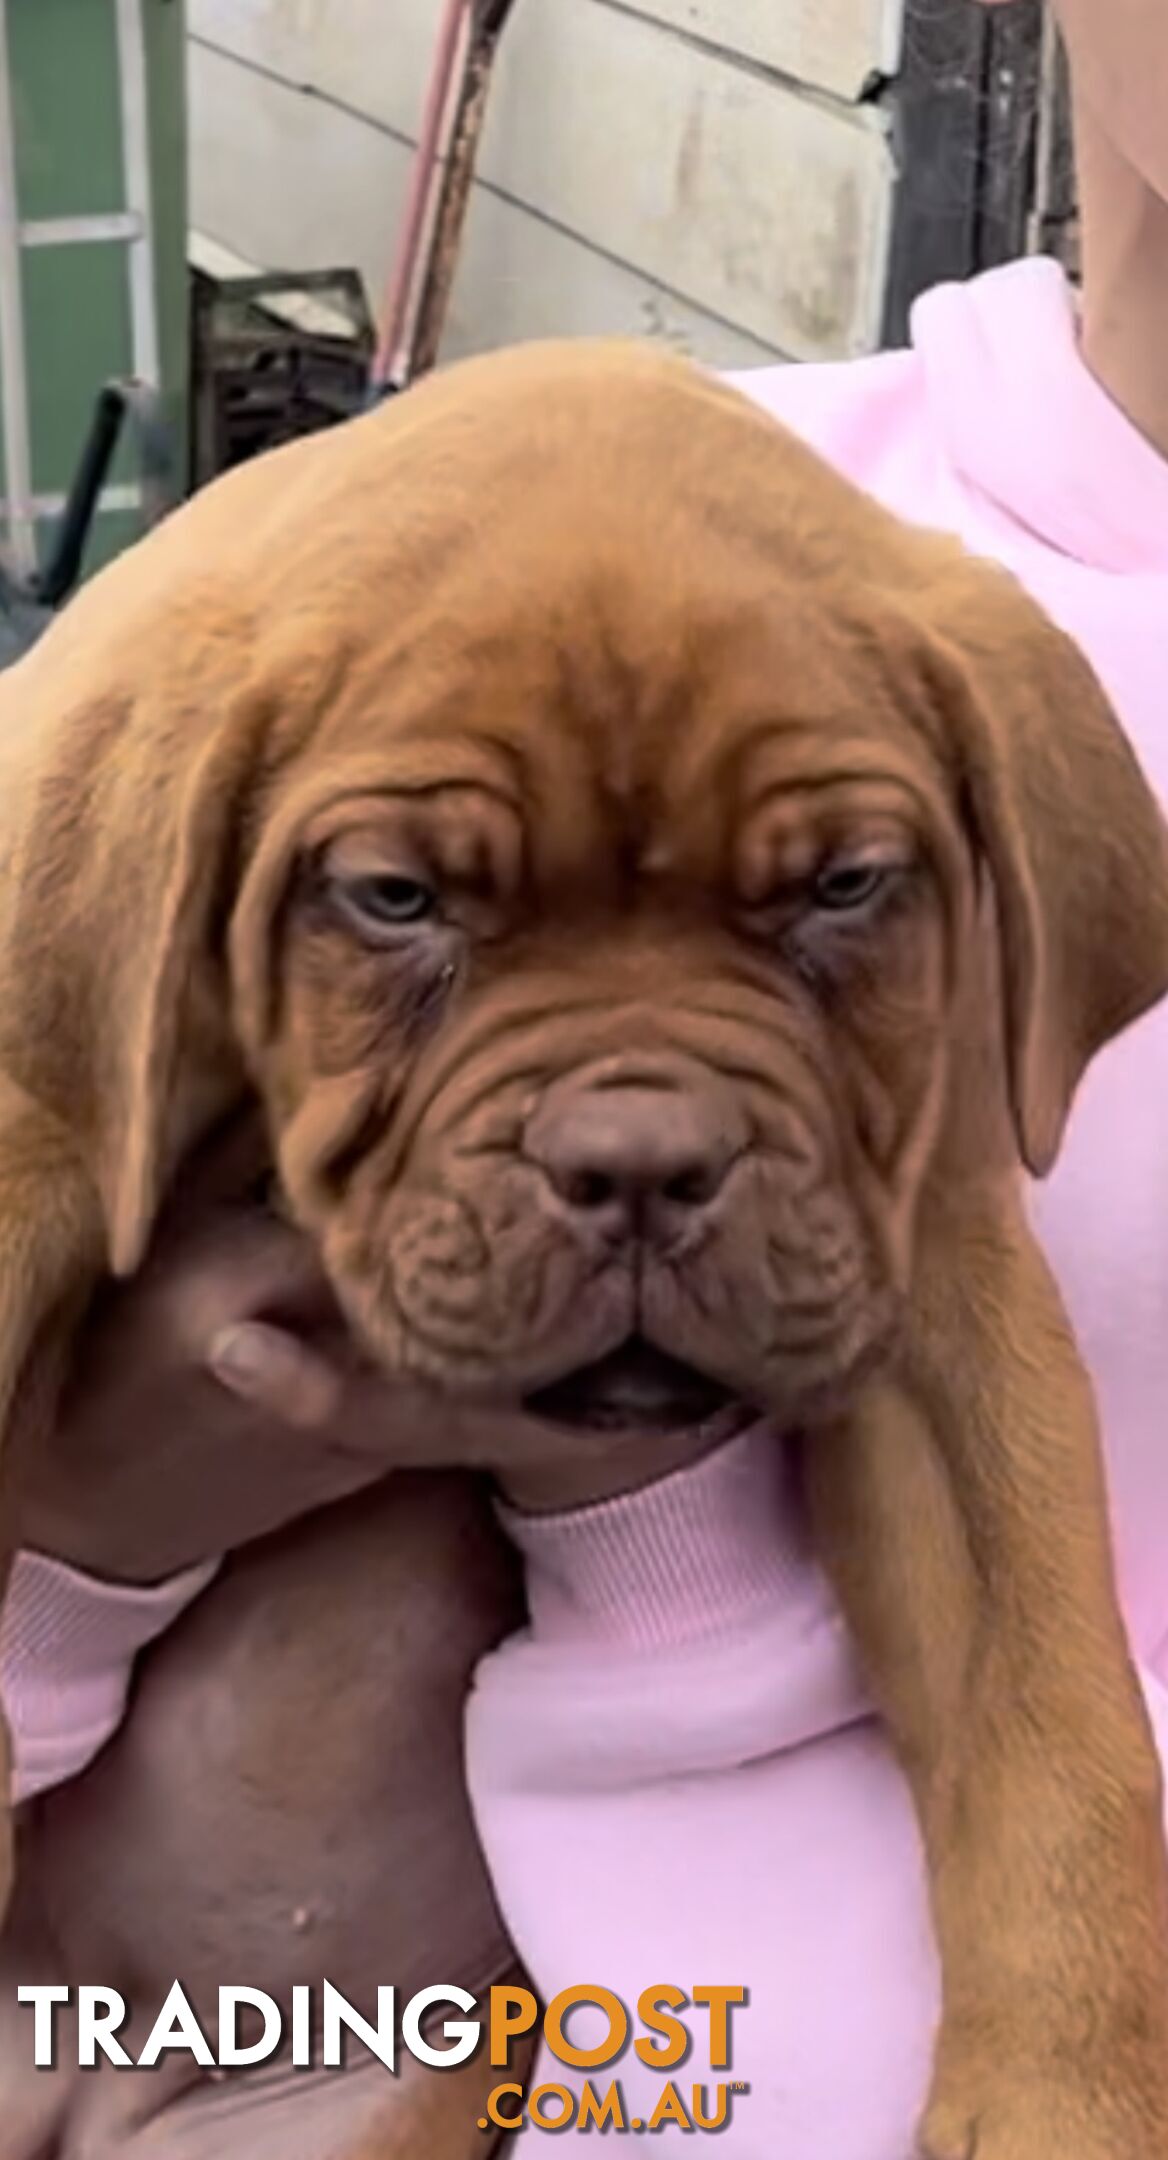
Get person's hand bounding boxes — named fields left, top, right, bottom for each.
left=15, top=1121, right=431, bottom=1584
left=17, top=1118, right=731, bottom=1586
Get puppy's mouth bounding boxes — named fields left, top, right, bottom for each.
left=524, top=1335, right=740, bottom=1434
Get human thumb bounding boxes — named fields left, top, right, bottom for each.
left=207, top=1321, right=345, bottom=1432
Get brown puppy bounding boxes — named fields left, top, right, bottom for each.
left=0, top=341, right=1167, bottom=2157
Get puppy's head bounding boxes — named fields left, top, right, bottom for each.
left=4, top=343, right=1167, bottom=1437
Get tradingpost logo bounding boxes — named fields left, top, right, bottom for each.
left=16, top=1979, right=750, bottom=2133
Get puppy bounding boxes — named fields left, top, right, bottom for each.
left=0, top=341, right=1167, bottom=2158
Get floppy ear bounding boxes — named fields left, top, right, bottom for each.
left=0, top=565, right=292, bottom=1922
left=0, top=648, right=256, bottom=1918
left=921, top=560, right=1168, bottom=1176
left=0, top=625, right=258, bottom=1276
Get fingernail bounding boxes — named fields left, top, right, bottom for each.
left=209, top=1324, right=269, bottom=1391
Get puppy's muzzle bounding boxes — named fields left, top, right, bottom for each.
left=524, top=1061, right=744, bottom=1251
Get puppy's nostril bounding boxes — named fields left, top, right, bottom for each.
left=663, top=1164, right=717, bottom=1208
left=565, top=1169, right=619, bottom=1211
left=558, top=1162, right=718, bottom=1214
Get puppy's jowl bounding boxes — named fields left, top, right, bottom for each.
left=0, top=342, right=1166, bottom=2158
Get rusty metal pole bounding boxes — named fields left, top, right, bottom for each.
left=406, top=0, right=518, bottom=384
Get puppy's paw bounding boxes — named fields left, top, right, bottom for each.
left=915, top=2091, right=976, bottom=2160
left=918, top=2070, right=1168, bottom=2160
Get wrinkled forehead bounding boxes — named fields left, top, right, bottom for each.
left=216, top=343, right=951, bottom=873
left=297, top=561, right=939, bottom=898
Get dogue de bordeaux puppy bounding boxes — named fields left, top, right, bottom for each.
left=0, top=340, right=1167, bottom=2158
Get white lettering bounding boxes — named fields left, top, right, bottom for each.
left=402, top=1985, right=479, bottom=2068
left=78, top=1987, right=131, bottom=2068
left=217, top=1987, right=282, bottom=2067
left=136, top=1981, right=215, bottom=2068
left=16, top=1978, right=492, bottom=2073
left=16, top=1986, right=69, bottom=2068
left=291, top=1982, right=312, bottom=2069
left=321, top=1982, right=396, bottom=2072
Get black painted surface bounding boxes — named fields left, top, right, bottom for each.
left=882, top=0, right=1045, bottom=349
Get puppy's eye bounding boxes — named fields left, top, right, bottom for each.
left=331, top=874, right=438, bottom=933
left=810, top=861, right=890, bottom=913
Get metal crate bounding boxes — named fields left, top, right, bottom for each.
left=189, top=265, right=374, bottom=492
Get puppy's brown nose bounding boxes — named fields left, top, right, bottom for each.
left=527, top=1080, right=736, bottom=1240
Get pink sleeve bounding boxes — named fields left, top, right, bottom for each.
left=1, top=1550, right=219, bottom=1802
left=468, top=1431, right=1168, bottom=2158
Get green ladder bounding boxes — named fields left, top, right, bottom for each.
left=0, top=0, right=186, bottom=585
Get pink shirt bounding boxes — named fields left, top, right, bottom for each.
left=6, top=258, right=1168, bottom=2153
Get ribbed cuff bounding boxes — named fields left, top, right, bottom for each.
left=2, top=1549, right=220, bottom=1802
left=500, top=1422, right=828, bottom=1653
